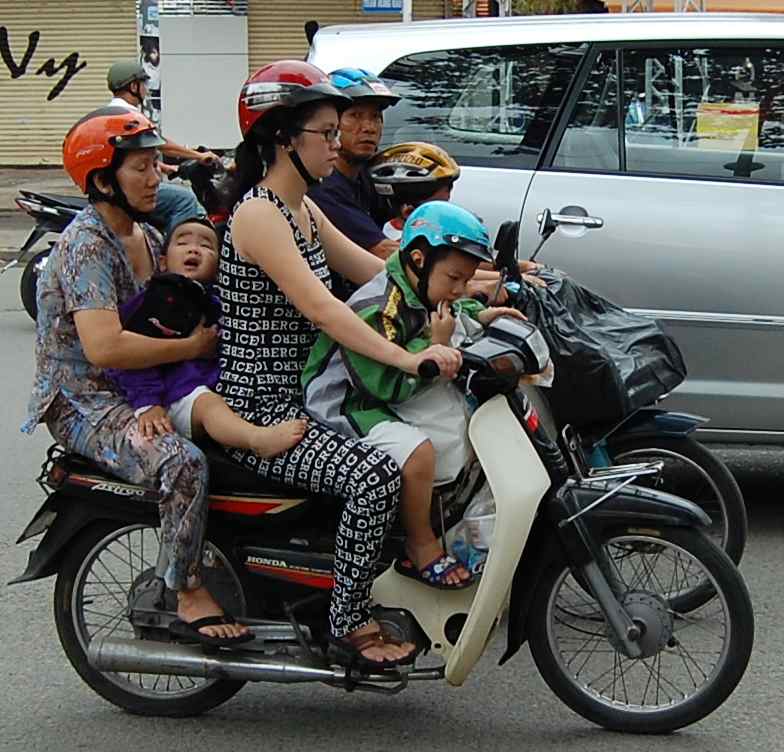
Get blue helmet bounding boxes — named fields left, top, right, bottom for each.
left=400, top=201, right=493, bottom=308
left=400, top=201, right=493, bottom=265
left=328, top=68, right=400, bottom=109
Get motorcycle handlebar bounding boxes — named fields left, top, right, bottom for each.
left=418, top=359, right=441, bottom=379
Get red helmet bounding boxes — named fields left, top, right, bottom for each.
left=238, top=60, right=349, bottom=137
left=63, top=106, right=165, bottom=193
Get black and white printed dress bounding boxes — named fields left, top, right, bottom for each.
left=215, top=186, right=401, bottom=638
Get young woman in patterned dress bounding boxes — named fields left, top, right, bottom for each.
left=216, top=61, right=462, bottom=668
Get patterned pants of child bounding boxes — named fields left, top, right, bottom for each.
left=46, top=394, right=209, bottom=591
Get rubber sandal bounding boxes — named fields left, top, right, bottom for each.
left=169, top=613, right=255, bottom=649
left=394, top=554, right=474, bottom=590
left=327, top=627, right=416, bottom=670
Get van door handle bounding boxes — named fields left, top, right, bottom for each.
left=537, top=206, right=604, bottom=229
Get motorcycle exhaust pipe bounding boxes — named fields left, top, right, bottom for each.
left=88, top=637, right=336, bottom=684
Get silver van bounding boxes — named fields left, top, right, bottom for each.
left=309, top=13, right=784, bottom=443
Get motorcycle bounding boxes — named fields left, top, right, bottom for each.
left=11, top=291, right=753, bottom=731
left=2, top=155, right=227, bottom=321
left=493, top=212, right=747, bottom=612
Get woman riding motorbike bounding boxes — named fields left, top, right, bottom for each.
left=21, top=107, right=250, bottom=647
left=216, top=60, right=461, bottom=669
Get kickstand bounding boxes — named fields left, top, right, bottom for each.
left=283, top=592, right=329, bottom=659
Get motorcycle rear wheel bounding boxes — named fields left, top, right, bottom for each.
left=20, top=248, right=50, bottom=321
left=527, top=527, right=753, bottom=734
left=54, top=521, right=246, bottom=717
left=609, top=435, right=747, bottom=612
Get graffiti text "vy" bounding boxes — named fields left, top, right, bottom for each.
left=1, top=27, right=87, bottom=101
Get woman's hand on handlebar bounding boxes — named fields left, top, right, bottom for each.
left=404, top=345, right=462, bottom=380
left=186, top=320, right=219, bottom=360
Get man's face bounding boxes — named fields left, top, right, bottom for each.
left=338, top=101, right=384, bottom=163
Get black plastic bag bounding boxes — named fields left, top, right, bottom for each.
left=519, top=268, right=687, bottom=429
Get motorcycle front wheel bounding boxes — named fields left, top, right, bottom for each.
left=54, top=521, right=246, bottom=717
left=527, top=527, right=753, bottom=734
left=609, top=436, right=747, bottom=612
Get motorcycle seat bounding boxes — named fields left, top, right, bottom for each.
left=23, top=191, right=88, bottom=211
left=198, top=439, right=302, bottom=498
left=55, top=443, right=308, bottom=501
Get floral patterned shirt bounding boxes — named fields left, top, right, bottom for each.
left=22, top=205, right=162, bottom=433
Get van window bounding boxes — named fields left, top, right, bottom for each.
left=554, top=45, right=784, bottom=183
left=552, top=50, right=620, bottom=171
left=380, top=44, right=586, bottom=169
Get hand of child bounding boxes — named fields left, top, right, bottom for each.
left=138, top=406, right=174, bottom=439
left=430, top=301, right=456, bottom=345
left=477, top=307, right=527, bottom=327
left=188, top=319, right=219, bottom=359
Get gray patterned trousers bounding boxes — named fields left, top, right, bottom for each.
left=46, top=394, right=209, bottom=591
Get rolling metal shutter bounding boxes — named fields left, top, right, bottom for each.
left=0, top=1, right=137, bottom=165
left=247, top=0, right=449, bottom=72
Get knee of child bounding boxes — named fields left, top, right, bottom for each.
left=402, top=440, right=435, bottom=482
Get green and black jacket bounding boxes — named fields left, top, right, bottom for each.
left=302, top=251, right=483, bottom=438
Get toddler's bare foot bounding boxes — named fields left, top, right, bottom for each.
left=250, top=419, right=308, bottom=458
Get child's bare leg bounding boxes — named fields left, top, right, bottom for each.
left=190, top=391, right=306, bottom=458
left=399, top=441, right=469, bottom=585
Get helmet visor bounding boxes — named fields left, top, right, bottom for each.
left=444, top=235, right=493, bottom=262
left=112, top=129, right=166, bottom=151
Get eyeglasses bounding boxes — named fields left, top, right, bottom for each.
left=298, top=127, right=341, bottom=144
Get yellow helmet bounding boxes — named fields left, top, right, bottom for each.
left=369, top=142, right=460, bottom=204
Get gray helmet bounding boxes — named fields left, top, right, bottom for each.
left=107, top=60, right=150, bottom=93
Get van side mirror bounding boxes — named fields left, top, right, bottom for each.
left=493, top=220, right=521, bottom=282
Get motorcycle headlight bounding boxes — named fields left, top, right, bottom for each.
left=485, top=316, right=551, bottom=374
left=490, top=353, right=524, bottom=376
left=525, top=327, right=550, bottom=372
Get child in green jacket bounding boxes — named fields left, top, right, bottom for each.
left=303, top=201, right=524, bottom=589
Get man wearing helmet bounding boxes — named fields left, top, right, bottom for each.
left=106, top=60, right=220, bottom=234
left=23, top=106, right=252, bottom=647
left=303, top=201, right=525, bottom=589
left=369, top=142, right=460, bottom=241
left=307, top=68, right=400, bottom=263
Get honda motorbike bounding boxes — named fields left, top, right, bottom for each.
left=11, top=308, right=753, bottom=731
left=2, top=155, right=227, bottom=321
left=493, top=212, right=747, bottom=612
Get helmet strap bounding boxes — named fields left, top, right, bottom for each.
left=401, top=247, right=437, bottom=312
left=127, top=81, right=145, bottom=108
left=287, top=149, right=320, bottom=187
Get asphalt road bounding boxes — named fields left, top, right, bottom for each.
left=1, top=253, right=783, bottom=751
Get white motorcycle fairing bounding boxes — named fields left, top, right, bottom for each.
left=371, top=393, right=551, bottom=686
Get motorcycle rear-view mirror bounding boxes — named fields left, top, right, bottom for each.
left=493, top=220, right=521, bottom=282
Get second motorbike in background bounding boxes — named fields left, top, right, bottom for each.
left=2, top=153, right=228, bottom=321
left=493, top=212, right=747, bottom=611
